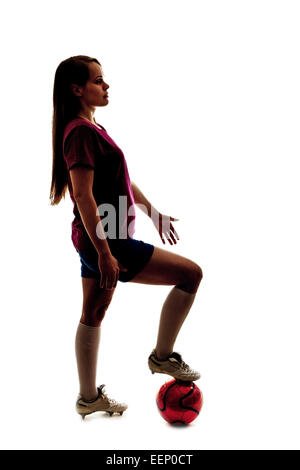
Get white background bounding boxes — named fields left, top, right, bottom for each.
left=0, top=0, right=299, bottom=450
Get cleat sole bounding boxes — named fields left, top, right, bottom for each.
left=149, top=366, right=200, bottom=382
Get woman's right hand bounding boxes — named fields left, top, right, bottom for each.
left=98, top=253, right=128, bottom=289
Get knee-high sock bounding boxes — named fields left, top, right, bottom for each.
left=155, top=286, right=197, bottom=359
left=75, top=322, right=100, bottom=400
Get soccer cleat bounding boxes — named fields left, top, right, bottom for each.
left=76, top=384, right=128, bottom=420
left=148, top=349, right=201, bottom=382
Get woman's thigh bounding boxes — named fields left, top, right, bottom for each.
left=129, top=246, right=203, bottom=293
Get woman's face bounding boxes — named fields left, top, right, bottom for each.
left=74, top=61, right=110, bottom=108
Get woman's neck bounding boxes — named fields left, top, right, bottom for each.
left=77, top=114, right=96, bottom=125
left=76, top=114, right=103, bottom=130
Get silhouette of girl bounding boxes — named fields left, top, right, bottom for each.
left=50, top=55, right=203, bottom=419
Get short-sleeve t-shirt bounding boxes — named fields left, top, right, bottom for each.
left=63, top=118, right=136, bottom=254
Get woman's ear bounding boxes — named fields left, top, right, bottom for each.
left=70, top=83, right=82, bottom=97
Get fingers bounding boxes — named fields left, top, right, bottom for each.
left=158, top=214, right=180, bottom=245
left=168, top=231, right=177, bottom=244
left=99, top=273, right=118, bottom=290
left=98, top=264, right=128, bottom=289
left=112, top=272, right=118, bottom=289
left=101, top=280, right=115, bottom=290
left=159, top=226, right=179, bottom=245
left=170, top=223, right=180, bottom=240
left=99, top=272, right=104, bottom=289
left=118, top=264, right=128, bottom=271
left=160, top=232, right=174, bottom=245
left=100, top=268, right=128, bottom=289
left=112, top=276, right=118, bottom=289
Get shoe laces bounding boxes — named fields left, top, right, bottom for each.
left=170, top=352, right=190, bottom=371
left=173, top=353, right=196, bottom=374
left=181, top=359, right=190, bottom=371
left=99, top=385, right=119, bottom=406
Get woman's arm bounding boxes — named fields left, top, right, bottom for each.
left=70, top=166, right=111, bottom=256
left=131, top=181, right=180, bottom=245
left=131, top=181, right=159, bottom=218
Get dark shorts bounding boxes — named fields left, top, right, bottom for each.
left=76, top=238, right=155, bottom=283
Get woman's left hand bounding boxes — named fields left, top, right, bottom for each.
left=151, top=211, right=180, bottom=245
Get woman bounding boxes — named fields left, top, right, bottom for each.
left=50, top=55, right=203, bottom=420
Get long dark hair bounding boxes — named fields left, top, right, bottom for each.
left=49, top=55, right=101, bottom=206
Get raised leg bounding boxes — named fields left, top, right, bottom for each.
left=155, top=287, right=198, bottom=358
left=130, top=246, right=203, bottom=357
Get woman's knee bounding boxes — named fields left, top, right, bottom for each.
left=80, top=302, right=110, bottom=327
left=81, top=284, right=115, bottom=327
left=177, top=262, right=203, bottom=294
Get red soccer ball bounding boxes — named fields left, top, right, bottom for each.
left=156, top=379, right=203, bottom=425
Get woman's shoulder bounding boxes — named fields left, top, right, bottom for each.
left=64, top=117, right=94, bottom=133
left=63, top=118, right=99, bottom=144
